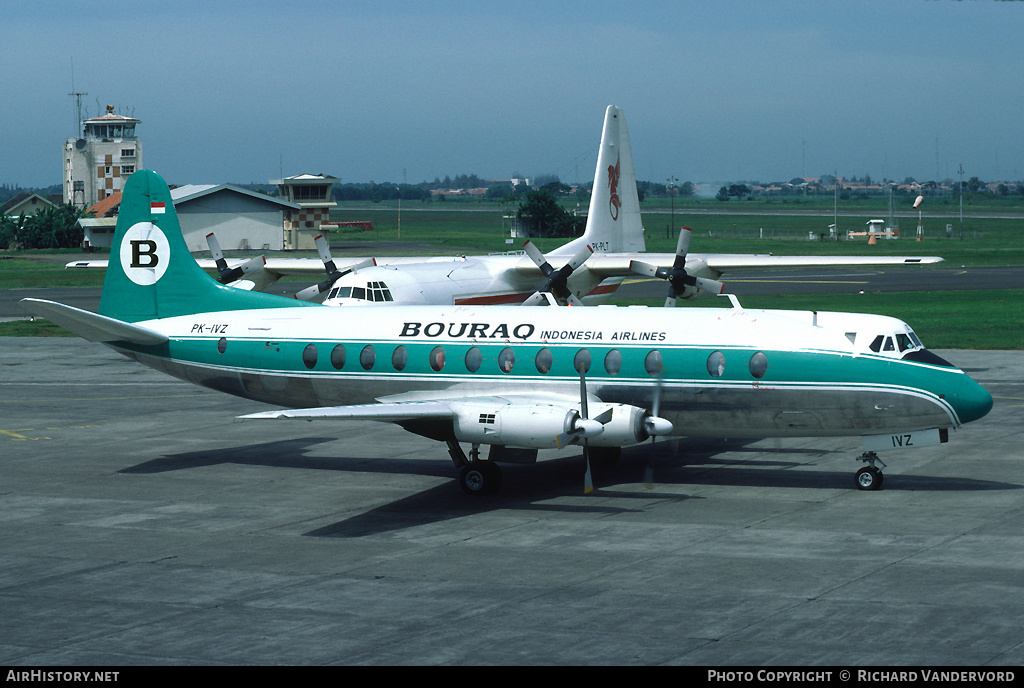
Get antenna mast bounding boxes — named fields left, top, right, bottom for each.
left=68, top=58, right=87, bottom=136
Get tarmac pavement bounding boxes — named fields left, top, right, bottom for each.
left=1, top=339, right=1022, bottom=665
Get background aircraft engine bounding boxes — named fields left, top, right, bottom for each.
left=449, top=402, right=656, bottom=449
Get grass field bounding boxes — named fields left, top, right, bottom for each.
left=2, top=204, right=1021, bottom=347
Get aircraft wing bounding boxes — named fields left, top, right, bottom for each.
left=66, top=257, right=365, bottom=275
left=584, top=252, right=944, bottom=277
left=237, top=400, right=456, bottom=423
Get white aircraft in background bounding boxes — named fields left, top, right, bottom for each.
left=67, top=106, right=943, bottom=307
left=29, top=169, right=991, bottom=496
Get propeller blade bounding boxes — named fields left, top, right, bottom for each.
left=522, top=241, right=550, bottom=272
left=580, top=365, right=594, bottom=494
left=313, top=234, right=339, bottom=275
left=628, top=260, right=660, bottom=278
left=674, top=226, right=692, bottom=257
left=521, top=291, right=553, bottom=307
left=694, top=277, right=725, bottom=295
left=206, top=232, right=226, bottom=267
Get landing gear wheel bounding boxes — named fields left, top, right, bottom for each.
left=855, top=466, right=884, bottom=491
left=459, top=461, right=503, bottom=496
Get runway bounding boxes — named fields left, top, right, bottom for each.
left=1, top=338, right=1022, bottom=665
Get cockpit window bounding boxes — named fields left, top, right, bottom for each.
left=869, top=335, right=884, bottom=353
left=883, top=337, right=895, bottom=352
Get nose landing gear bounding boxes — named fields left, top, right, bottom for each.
left=855, top=451, right=887, bottom=491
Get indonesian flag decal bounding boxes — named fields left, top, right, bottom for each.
left=151, top=202, right=166, bottom=214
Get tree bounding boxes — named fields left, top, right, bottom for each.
left=516, top=189, right=583, bottom=238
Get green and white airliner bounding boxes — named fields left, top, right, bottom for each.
left=24, top=170, right=992, bottom=495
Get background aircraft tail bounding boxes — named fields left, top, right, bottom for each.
left=98, top=170, right=314, bottom=322
left=557, top=105, right=645, bottom=256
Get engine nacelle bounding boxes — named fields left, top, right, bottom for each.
left=448, top=400, right=656, bottom=449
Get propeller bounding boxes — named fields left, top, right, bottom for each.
left=293, top=234, right=376, bottom=302
left=206, top=232, right=265, bottom=287
left=629, top=227, right=724, bottom=306
left=642, top=365, right=675, bottom=489
left=521, top=241, right=594, bottom=306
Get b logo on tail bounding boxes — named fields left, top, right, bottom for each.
left=121, top=222, right=169, bottom=285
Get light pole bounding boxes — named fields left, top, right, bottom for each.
left=958, top=163, right=964, bottom=241
left=667, top=175, right=677, bottom=239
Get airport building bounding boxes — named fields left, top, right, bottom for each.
left=62, top=104, right=335, bottom=252
left=63, top=105, right=142, bottom=209
left=271, top=174, right=340, bottom=250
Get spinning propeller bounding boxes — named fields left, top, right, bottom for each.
left=521, top=241, right=594, bottom=306
left=629, top=227, right=724, bottom=306
left=206, top=232, right=266, bottom=288
left=293, top=234, right=377, bottom=302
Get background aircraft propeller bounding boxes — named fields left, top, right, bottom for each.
left=629, top=227, right=725, bottom=307
left=206, top=232, right=265, bottom=287
left=293, top=235, right=376, bottom=302
left=521, top=241, right=594, bottom=306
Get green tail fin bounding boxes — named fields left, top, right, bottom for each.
left=98, top=170, right=314, bottom=322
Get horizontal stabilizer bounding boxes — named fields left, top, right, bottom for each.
left=19, top=298, right=167, bottom=345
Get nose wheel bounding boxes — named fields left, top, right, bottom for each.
left=855, top=452, right=886, bottom=491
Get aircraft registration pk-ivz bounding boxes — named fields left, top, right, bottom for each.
left=26, top=169, right=992, bottom=496
left=67, top=105, right=945, bottom=308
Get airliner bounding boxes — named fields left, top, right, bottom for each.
left=67, top=106, right=942, bottom=308
left=26, top=170, right=991, bottom=496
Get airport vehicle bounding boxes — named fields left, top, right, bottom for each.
left=67, top=106, right=942, bottom=307
left=24, top=169, right=992, bottom=495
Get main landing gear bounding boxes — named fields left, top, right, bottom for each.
left=447, top=438, right=503, bottom=495
left=855, top=451, right=887, bottom=491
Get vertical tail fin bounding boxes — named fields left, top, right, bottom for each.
left=558, top=105, right=645, bottom=255
left=98, top=169, right=313, bottom=322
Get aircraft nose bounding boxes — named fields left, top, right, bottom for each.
left=951, top=374, right=993, bottom=425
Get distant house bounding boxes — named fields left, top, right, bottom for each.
left=76, top=192, right=122, bottom=249
left=2, top=193, right=60, bottom=218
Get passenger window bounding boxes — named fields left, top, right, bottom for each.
left=392, top=345, right=408, bottom=371
left=302, top=343, right=318, bottom=370
left=749, top=352, right=767, bottom=379
left=359, top=345, right=375, bottom=370
left=573, top=349, right=591, bottom=375
left=535, top=347, right=553, bottom=374
left=331, top=344, right=346, bottom=369
left=217, top=337, right=227, bottom=354
left=707, top=351, right=725, bottom=377
left=465, top=346, right=482, bottom=373
left=645, top=350, right=664, bottom=376
left=430, top=346, right=446, bottom=372
left=498, top=347, right=515, bottom=373
left=604, top=349, right=622, bottom=376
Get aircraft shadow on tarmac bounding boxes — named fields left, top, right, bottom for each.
left=118, top=436, right=1020, bottom=538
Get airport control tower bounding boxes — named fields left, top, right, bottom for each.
left=63, top=104, right=143, bottom=209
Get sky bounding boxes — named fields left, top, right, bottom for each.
left=4, top=0, right=1023, bottom=190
